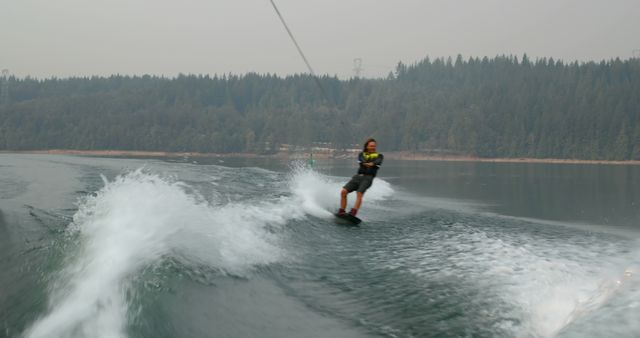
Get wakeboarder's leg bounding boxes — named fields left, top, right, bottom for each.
left=339, top=188, right=348, bottom=215
left=351, top=192, right=364, bottom=216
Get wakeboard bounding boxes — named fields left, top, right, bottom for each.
left=334, top=213, right=362, bottom=226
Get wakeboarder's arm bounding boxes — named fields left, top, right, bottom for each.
left=359, top=152, right=376, bottom=167
left=372, top=154, right=383, bottom=166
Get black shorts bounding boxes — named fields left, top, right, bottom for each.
left=343, top=174, right=374, bottom=194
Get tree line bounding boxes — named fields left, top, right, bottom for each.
left=1, top=55, right=639, bottom=160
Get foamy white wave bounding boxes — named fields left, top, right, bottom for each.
left=24, top=170, right=290, bottom=338
left=398, top=222, right=633, bottom=338
left=25, top=165, right=395, bottom=338
left=484, top=235, right=638, bottom=338
left=547, top=246, right=640, bottom=337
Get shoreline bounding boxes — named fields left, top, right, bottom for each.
left=2, top=149, right=640, bottom=165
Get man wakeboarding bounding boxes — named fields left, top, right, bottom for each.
left=337, top=138, right=383, bottom=221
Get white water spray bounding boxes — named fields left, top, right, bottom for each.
left=25, top=165, right=395, bottom=338
left=288, top=164, right=394, bottom=218
left=25, top=170, right=288, bottom=338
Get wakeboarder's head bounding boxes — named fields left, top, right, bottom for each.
left=363, top=138, right=377, bottom=153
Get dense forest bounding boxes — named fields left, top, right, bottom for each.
left=1, top=55, right=639, bottom=160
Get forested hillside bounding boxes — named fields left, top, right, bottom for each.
left=1, top=55, right=639, bottom=159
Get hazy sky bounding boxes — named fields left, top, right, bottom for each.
left=2, top=0, right=639, bottom=78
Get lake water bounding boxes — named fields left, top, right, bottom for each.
left=1, top=154, right=639, bottom=338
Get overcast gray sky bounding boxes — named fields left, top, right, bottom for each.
left=2, top=0, right=639, bottom=79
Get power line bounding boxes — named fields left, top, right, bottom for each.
left=268, top=0, right=331, bottom=103
left=267, top=0, right=356, bottom=149
left=1, top=69, right=9, bottom=106
left=353, top=58, right=363, bottom=78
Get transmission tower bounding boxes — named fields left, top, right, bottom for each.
left=353, top=58, right=363, bottom=78
left=1, top=69, right=9, bottom=106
